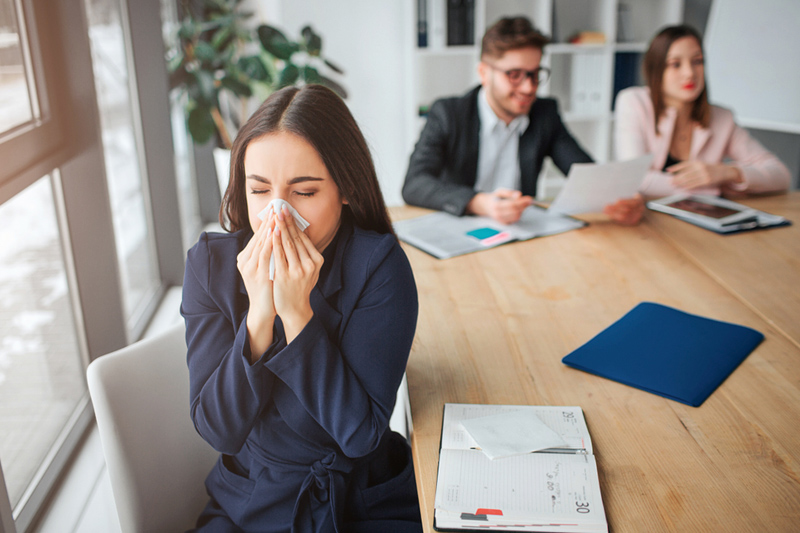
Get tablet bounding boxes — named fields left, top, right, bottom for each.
left=647, top=194, right=759, bottom=230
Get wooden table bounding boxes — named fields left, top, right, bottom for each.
left=647, top=192, right=800, bottom=348
left=390, top=194, right=800, bottom=533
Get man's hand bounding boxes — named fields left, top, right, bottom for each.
left=466, top=188, right=534, bottom=225
left=603, top=194, right=645, bottom=226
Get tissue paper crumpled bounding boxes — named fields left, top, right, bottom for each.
left=257, top=199, right=310, bottom=280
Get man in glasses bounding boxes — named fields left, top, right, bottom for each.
left=403, top=16, right=643, bottom=225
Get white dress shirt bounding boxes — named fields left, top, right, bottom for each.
left=473, top=88, right=530, bottom=194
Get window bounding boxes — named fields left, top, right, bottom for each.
left=161, top=0, right=203, bottom=250
left=0, top=0, right=34, bottom=133
left=0, top=175, right=86, bottom=514
left=83, top=0, right=161, bottom=337
left=0, top=0, right=187, bottom=530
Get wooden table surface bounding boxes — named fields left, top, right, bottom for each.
left=389, top=195, right=800, bottom=533
left=647, top=192, right=800, bottom=348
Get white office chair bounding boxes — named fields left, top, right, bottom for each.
left=87, top=322, right=217, bottom=533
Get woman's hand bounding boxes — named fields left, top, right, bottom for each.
left=237, top=213, right=276, bottom=361
left=271, top=206, right=324, bottom=343
left=603, top=194, right=645, bottom=226
left=667, top=161, right=743, bottom=190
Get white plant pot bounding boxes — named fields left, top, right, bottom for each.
left=213, top=147, right=232, bottom=199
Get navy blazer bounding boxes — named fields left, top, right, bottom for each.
left=402, top=85, right=593, bottom=215
left=181, top=217, right=421, bottom=532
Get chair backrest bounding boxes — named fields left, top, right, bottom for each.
left=87, top=322, right=218, bottom=533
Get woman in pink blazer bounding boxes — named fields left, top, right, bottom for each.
left=614, top=25, right=790, bottom=198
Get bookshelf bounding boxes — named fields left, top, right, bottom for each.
left=409, top=0, right=683, bottom=199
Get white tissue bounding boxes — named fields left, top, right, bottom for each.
left=256, top=199, right=311, bottom=280
left=461, top=410, right=568, bottom=460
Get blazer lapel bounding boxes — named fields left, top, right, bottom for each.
left=519, top=124, right=536, bottom=195
left=691, top=125, right=712, bottom=158
left=309, top=221, right=351, bottom=337
left=237, top=231, right=252, bottom=299
left=656, top=108, right=678, bottom=168
left=464, top=91, right=481, bottom=187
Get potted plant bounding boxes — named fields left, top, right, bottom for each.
left=167, top=0, right=347, bottom=195
left=167, top=0, right=347, bottom=149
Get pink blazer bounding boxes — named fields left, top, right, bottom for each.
left=614, top=87, right=791, bottom=198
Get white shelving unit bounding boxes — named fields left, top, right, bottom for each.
left=408, top=0, right=683, bottom=200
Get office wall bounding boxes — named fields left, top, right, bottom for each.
left=253, top=0, right=798, bottom=202
left=252, top=0, right=411, bottom=206
left=686, top=0, right=799, bottom=189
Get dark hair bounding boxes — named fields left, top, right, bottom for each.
left=643, top=24, right=710, bottom=133
left=220, top=85, right=394, bottom=236
left=481, top=16, right=550, bottom=60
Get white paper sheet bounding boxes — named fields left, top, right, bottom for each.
left=548, top=155, right=653, bottom=215
left=461, top=410, right=568, bottom=460
left=257, top=199, right=310, bottom=280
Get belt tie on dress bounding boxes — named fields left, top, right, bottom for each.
left=290, top=451, right=353, bottom=533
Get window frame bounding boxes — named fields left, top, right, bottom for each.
left=0, top=0, right=186, bottom=529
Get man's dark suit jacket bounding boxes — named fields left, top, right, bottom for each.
left=402, top=85, right=593, bottom=216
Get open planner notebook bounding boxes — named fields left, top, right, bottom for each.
left=434, top=404, right=607, bottom=532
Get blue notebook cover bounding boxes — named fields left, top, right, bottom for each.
left=562, top=302, right=764, bottom=407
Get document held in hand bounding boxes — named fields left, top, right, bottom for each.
left=561, top=302, right=764, bottom=407
left=548, top=155, right=653, bottom=215
left=433, top=404, right=607, bottom=532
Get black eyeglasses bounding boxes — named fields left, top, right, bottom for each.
left=485, top=63, right=551, bottom=86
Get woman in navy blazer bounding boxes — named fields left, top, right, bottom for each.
left=181, top=85, right=422, bottom=532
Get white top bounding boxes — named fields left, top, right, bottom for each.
left=474, top=88, right=530, bottom=194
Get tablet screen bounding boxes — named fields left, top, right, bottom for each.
left=666, top=199, right=741, bottom=219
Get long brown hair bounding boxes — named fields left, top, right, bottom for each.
left=220, top=84, right=394, bottom=235
left=643, top=24, right=710, bottom=133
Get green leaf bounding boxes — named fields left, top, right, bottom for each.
left=193, top=69, right=217, bottom=105
left=193, top=41, right=217, bottom=63
left=279, top=63, right=300, bottom=88
left=177, top=19, right=198, bottom=41
left=187, top=105, right=217, bottom=145
left=167, top=51, right=185, bottom=74
left=318, top=74, right=348, bottom=99
left=257, top=24, right=298, bottom=60
left=323, top=58, right=345, bottom=75
left=301, top=66, right=321, bottom=84
left=210, top=26, right=232, bottom=51
left=238, top=55, right=271, bottom=83
left=220, top=75, right=252, bottom=97
left=207, top=13, right=234, bottom=30
left=234, top=10, right=255, bottom=22
left=301, top=25, right=322, bottom=56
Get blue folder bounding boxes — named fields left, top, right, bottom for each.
left=562, top=302, right=764, bottom=407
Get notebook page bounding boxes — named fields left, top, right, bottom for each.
left=441, top=404, right=592, bottom=454
left=434, top=449, right=606, bottom=525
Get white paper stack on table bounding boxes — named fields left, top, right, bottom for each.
left=433, top=404, right=607, bottom=532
